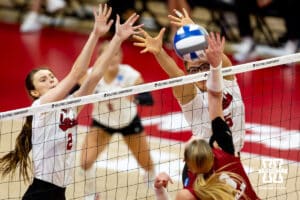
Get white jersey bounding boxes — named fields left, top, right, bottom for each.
left=91, top=64, right=140, bottom=128
left=31, top=96, right=78, bottom=188
left=180, top=79, right=245, bottom=153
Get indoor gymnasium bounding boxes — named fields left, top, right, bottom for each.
left=0, top=0, right=299, bottom=199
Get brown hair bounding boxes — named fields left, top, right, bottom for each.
left=184, top=139, right=248, bottom=200
left=0, top=116, right=33, bottom=182
left=0, top=68, right=48, bottom=182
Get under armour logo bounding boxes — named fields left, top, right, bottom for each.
left=258, top=158, right=288, bottom=183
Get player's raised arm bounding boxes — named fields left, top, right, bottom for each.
left=75, top=13, right=143, bottom=98
left=133, top=28, right=196, bottom=104
left=40, top=3, right=113, bottom=104
left=205, top=32, right=235, bottom=155
left=205, top=32, right=225, bottom=120
left=133, top=28, right=184, bottom=78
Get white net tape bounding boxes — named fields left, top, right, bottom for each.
left=1, top=53, right=299, bottom=120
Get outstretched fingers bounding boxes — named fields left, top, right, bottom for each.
left=182, top=8, right=189, bottom=18
left=132, top=24, right=144, bottom=34
left=102, top=3, right=107, bottom=16
left=157, top=27, right=166, bottom=40
left=125, top=13, right=139, bottom=26
left=174, top=9, right=183, bottom=18
left=105, top=6, right=112, bottom=19
left=116, top=14, right=120, bottom=26
left=132, top=34, right=146, bottom=43
left=168, top=14, right=181, bottom=23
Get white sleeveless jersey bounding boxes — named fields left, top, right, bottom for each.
left=180, top=79, right=245, bottom=153
left=31, top=96, right=78, bottom=187
left=91, top=64, right=140, bottom=128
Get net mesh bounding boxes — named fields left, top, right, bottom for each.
left=0, top=54, right=299, bottom=200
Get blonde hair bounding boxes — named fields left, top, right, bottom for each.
left=184, top=139, right=248, bottom=200
left=194, top=170, right=247, bottom=200
left=184, top=139, right=214, bottom=174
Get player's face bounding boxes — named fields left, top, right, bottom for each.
left=32, top=69, right=58, bottom=97
left=186, top=60, right=210, bottom=91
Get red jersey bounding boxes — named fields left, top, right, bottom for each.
left=183, top=149, right=260, bottom=200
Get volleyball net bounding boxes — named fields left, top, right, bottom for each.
left=0, top=53, right=299, bottom=199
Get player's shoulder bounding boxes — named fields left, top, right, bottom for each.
left=32, top=99, right=41, bottom=107
left=119, top=64, right=133, bottom=70
left=119, top=64, right=141, bottom=81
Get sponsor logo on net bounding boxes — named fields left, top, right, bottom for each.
left=258, top=158, right=288, bottom=190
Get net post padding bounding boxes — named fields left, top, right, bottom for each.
left=1, top=53, right=300, bottom=120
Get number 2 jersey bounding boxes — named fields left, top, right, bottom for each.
left=180, top=78, right=245, bottom=153
left=31, top=97, right=78, bottom=188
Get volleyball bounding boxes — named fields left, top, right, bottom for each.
left=173, top=24, right=208, bottom=62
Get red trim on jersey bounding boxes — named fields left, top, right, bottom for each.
left=183, top=149, right=260, bottom=200
left=213, top=148, right=260, bottom=200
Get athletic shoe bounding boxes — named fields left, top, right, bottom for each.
left=20, top=12, right=42, bottom=33
left=46, top=0, right=66, bottom=13
left=232, top=37, right=255, bottom=62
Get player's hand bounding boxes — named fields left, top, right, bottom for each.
left=168, top=8, right=194, bottom=27
left=115, top=13, right=143, bottom=42
left=133, top=27, right=166, bottom=55
left=205, top=32, right=225, bottom=68
left=154, top=172, right=173, bottom=189
left=92, top=3, right=113, bottom=37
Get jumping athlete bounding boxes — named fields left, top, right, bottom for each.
left=80, top=41, right=155, bottom=199
left=153, top=31, right=260, bottom=200
left=133, top=8, right=245, bottom=156
left=0, top=4, right=142, bottom=200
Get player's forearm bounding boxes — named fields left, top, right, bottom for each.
left=79, top=35, right=123, bottom=96
left=154, top=187, right=171, bottom=200
left=206, top=62, right=224, bottom=120
left=92, top=34, right=122, bottom=76
left=70, top=31, right=100, bottom=80
left=154, top=49, right=185, bottom=78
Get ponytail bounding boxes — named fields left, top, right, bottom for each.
left=194, top=170, right=248, bottom=200
left=0, top=116, right=33, bottom=182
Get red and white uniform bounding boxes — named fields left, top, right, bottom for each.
left=180, top=79, right=245, bottom=153
left=213, top=148, right=260, bottom=200
left=31, top=97, right=78, bottom=187
left=90, top=64, right=140, bottom=129
left=183, top=149, right=260, bottom=200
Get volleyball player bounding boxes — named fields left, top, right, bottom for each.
left=152, top=31, right=260, bottom=200
left=133, top=8, right=245, bottom=156
left=0, top=4, right=142, bottom=200
left=80, top=40, right=155, bottom=200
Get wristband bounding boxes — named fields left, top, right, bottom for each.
left=206, top=61, right=223, bottom=92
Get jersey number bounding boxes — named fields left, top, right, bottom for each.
left=67, top=133, right=73, bottom=150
